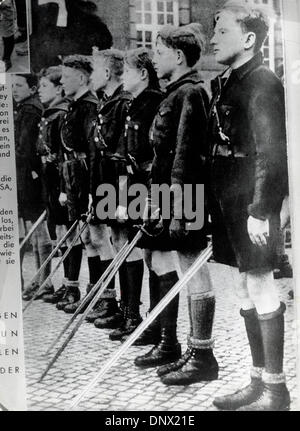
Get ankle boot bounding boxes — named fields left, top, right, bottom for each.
left=213, top=308, right=265, bottom=410
left=64, top=283, right=94, bottom=314
left=95, top=301, right=126, bottom=330
left=157, top=346, right=193, bottom=377
left=134, top=271, right=161, bottom=346
left=157, top=296, right=193, bottom=376
left=238, top=303, right=290, bottom=411
left=109, top=310, right=142, bottom=341
left=134, top=271, right=181, bottom=368
left=85, top=260, right=117, bottom=323
left=56, top=281, right=81, bottom=310
left=93, top=261, right=129, bottom=329
left=238, top=378, right=290, bottom=411
left=118, top=260, right=143, bottom=341
left=86, top=290, right=119, bottom=323
left=161, top=293, right=218, bottom=385
left=214, top=376, right=264, bottom=410
left=43, top=283, right=67, bottom=304
left=134, top=327, right=181, bottom=368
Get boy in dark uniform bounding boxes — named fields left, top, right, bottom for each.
left=57, top=55, right=98, bottom=310
left=209, top=1, right=290, bottom=410
left=88, top=49, right=145, bottom=334
left=107, top=48, right=163, bottom=341
left=134, top=24, right=219, bottom=385
left=12, top=74, right=53, bottom=299
left=36, top=65, right=73, bottom=304
left=58, top=54, right=116, bottom=316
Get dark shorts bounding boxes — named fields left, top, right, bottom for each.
left=136, top=219, right=208, bottom=252
left=62, top=159, right=89, bottom=222
left=209, top=191, right=278, bottom=273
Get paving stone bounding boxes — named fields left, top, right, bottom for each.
left=22, top=250, right=297, bottom=411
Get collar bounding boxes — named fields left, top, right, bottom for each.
left=211, top=52, right=264, bottom=96
left=166, top=70, right=203, bottom=94
left=73, top=87, right=90, bottom=101
left=105, top=84, right=124, bottom=101
left=103, top=84, right=131, bottom=105
left=71, top=89, right=98, bottom=106
left=231, top=52, right=264, bottom=81
left=45, top=97, right=70, bottom=114
left=17, top=95, right=43, bottom=111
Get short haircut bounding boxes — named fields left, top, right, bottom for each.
left=93, top=48, right=124, bottom=81
left=62, top=54, right=93, bottom=76
left=124, top=48, right=159, bottom=90
left=215, top=0, right=269, bottom=52
left=18, top=74, right=39, bottom=89
left=39, top=66, right=62, bottom=87
left=157, top=23, right=205, bottom=67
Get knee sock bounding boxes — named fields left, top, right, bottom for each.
left=61, top=247, right=70, bottom=281
left=88, top=255, right=102, bottom=285
left=68, top=245, right=82, bottom=282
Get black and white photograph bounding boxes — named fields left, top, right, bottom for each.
left=1, top=0, right=299, bottom=412
left=0, top=0, right=30, bottom=73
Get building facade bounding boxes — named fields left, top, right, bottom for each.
left=94, top=0, right=284, bottom=82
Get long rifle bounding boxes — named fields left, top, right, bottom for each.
left=23, top=219, right=79, bottom=292
left=19, top=210, right=47, bottom=251
left=39, top=229, right=144, bottom=382
left=68, top=244, right=213, bottom=410
left=23, top=216, right=90, bottom=313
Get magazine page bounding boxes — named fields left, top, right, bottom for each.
left=0, top=0, right=299, bottom=414
left=0, top=75, right=27, bottom=411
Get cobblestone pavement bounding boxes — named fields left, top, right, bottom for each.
left=22, top=248, right=298, bottom=412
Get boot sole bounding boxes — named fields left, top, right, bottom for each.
left=161, top=371, right=219, bottom=386
left=95, top=321, right=122, bottom=330
left=134, top=354, right=182, bottom=369
left=132, top=339, right=160, bottom=346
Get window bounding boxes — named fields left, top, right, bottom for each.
left=135, top=0, right=179, bottom=49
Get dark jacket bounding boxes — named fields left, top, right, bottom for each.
left=116, top=87, right=164, bottom=190
left=60, top=90, right=99, bottom=221
left=141, top=70, right=209, bottom=251
left=30, top=0, right=112, bottom=71
left=37, top=98, right=70, bottom=226
left=60, top=90, right=98, bottom=192
left=150, top=70, right=209, bottom=188
left=90, top=85, right=132, bottom=198
left=208, top=52, right=288, bottom=271
left=14, top=95, right=44, bottom=221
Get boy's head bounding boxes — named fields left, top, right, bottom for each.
left=12, top=74, right=38, bottom=104
left=211, top=1, right=269, bottom=67
left=154, top=23, right=204, bottom=80
left=123, top=48, right=159, bottom=95
left=38, top=66, right=63, bottom=105
left=91, top=48, right=124, bottom=92
left=61, top=55, right=93, bottom=97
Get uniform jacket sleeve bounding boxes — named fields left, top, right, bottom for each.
left=171, top=87, right=208, bottom=186
left=247, top=80, right=288, bottom=220
left=15, top=105, right=41, bottom=174
left=81, top=102, right=98, bottom=195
